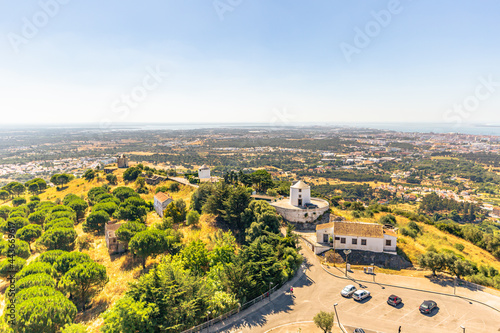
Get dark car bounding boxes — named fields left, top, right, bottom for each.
left=354, top=329, right=365, bottom=333
left=387, top=294, right=402, bottom=306
left=304, top=203, right=318, bottom=208
left=419, top=300, right=437, bottom=314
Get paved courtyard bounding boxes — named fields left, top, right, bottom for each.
left=219, top=240, right=500, bottom=333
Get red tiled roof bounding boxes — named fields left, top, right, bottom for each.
left=155, top=192, right=171, bottom=203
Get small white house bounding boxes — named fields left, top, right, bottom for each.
left=290, top=180, right=311, bottom=207
left=154, top=192, right=173, bottom=218
left=198, top=164, right=211, bottom=180
left=316, top=221, right=397, bottom=253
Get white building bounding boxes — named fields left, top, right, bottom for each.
left=198, top=164, right=211, bottom=180
left=290, top=180, right=311, bottom=207
left=316, top=221, right=397, bottom=254
left=154, top=192, right=173, bottom=218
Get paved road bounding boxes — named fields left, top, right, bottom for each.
left=221, top=241, right=500, bottom=333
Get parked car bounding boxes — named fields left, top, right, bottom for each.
left=419, top=300, right=437, bottom=314
left=353, top=290, right=371, bottom=301
left=387, top=294, right=402, bottom=306
left=304, top=203, right=318, bottom=208
left=341, top=285, right=357, bottom=297
left=354, top=329, right=366, bottom=333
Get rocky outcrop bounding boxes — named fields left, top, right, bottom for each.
left=323, top=249, right=412, bottom=270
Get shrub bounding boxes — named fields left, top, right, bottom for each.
left=76, top=234, right=94, bottom=251
left=454, top=243, right=465, bottom=252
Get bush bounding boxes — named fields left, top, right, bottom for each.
left=186, top=210, right=200, bottom=226
left=38, top=227, right=77, bottom=251
left=76, top=234, right=94, bottom=251
left=12, top=197, right=27, bottom=207
left=83, top=210, right=110, bottom=233
left=454, top=243, right=465, bottom=252
left=16, top=273, right=56, bottom=292
left=380, top=214, right=397, bottom=225
left=15, top=262, right=57, bottom=280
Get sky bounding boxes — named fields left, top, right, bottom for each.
left=1, top=0, right=500, bottom=127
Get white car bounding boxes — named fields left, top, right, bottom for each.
left=341, top=285, right=357, bottom=297
left=353, top=290, right=371, bottom=301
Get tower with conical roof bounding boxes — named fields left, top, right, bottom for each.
left=290, top=180, right=311, bottom=207
left=198, top=164, right=210, bottom=180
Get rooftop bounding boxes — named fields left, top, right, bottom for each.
left=271, top=197, right=329, bottom=210
left=316, top=221, right=385, bottom=239
left=155, top=191, right=171, bottom=203
left=291, top=180, right=310, bottom=189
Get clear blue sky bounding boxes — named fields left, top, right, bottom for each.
left=1, top=0, right=500, bottom=126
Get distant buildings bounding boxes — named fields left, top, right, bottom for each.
left=154, top=192, right=173, bottom=218
left=117, top=154, right=129, bottom=168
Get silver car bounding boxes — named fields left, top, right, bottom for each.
left=353, top=290, right=371, bottom=301
left=341, top=285, right=357, bottom=297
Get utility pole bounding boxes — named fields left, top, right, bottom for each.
left=269, top=282, right=273, bottom=302
left=343, top=249, right=351, bottom=277
left=333, top=303, right=341, bottom=332
left=460, top=325, right=465, bottom=333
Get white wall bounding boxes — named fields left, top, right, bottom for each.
left=273, top=204, right=329, bottom=223
left=383, top=234, right=397, bottom=252
left=198, top=168, right=210, bottom=179
left=290, top=187, right=311, bottom=206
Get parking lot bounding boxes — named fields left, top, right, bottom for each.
left=221, top=242, right=500, bottom=333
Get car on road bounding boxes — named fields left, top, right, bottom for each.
left=354, top=329, right=365, bottom=333
left=419, top=300, right=437, bottom=314
left=353, top=290, right=371, bottom=301
left=341, top=285, right=357, bottom=297
left=387, top=294, right=402, bottom=306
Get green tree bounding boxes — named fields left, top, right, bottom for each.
left=28, top=182, right=40, bottom=195
left=0, top=190, right=8, bottom=201
left=16, top=273, right=56, bottom=292
left=181, top=240, right=209, bottom=275
left=380, top=214, right=397, bottom=225
left=106, top=174, right=118, bottom=185
left=83, top=210, right=110, bottom=233
left=38, top=227, right=77, bottom=251
left=16, top=224, right=43, bottom=251
left=313, top=311, right=334, bottom=333
left=15, top=262, right=57, bottom=280
left=250, top=170, right=274, bottom=193
left=116, top=221, right=147, bottom=244
left=129, top=229, right=178, bottom=269
left=0, top=239, right=31, bottom=259
left=418, top=251, right=446, bottom=276
left=12, top=197, right=27, bottom=207
left=60, top=262, right=108, bottom=310
left=54, top=251, right=93, bottom=275
left=186, top=210, right=200, bottom=226
left=12, top=289, right=77, bottom=333
left=83, top=169, right=96, bottom=182
left=123, top=167, right=141, bottom=181
left=61, top=323, right=88, bottom=333
left=0, top=256, right=26, bottom=278
left=36, top=250, right=67, bottom=266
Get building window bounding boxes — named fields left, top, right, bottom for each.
left=335, top=237, right=340, bottom=241
left=299, top=194, right=301, bottom=198
left=340, top=238, right=346, bottom=244
left=352, top=239, right=357, bottom=245
left=386, top=239, right=392, bottom=246
left=299, top=189, right=302, bottom=192
left=361, top=239, right=367, bottom=246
